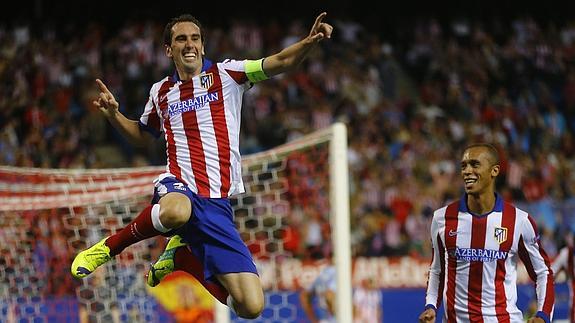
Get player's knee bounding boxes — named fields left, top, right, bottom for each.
left=237, top=297, right=264, bottom=319
left=232, top=286, right=264, bottom=319
left=159, top=202, right=190, bottom=228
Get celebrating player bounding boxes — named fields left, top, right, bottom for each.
left=419, top=143, right=554, bottom=323
left=71, top=12, right=332, bottom=319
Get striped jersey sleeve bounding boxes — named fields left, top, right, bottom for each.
left=425, top=206, right=447, bottom=310
left=517, top=211, right=555, bottom=321
left=220, top=59, right=259, bottom=88
left=138, top=80, right=165, bottom=138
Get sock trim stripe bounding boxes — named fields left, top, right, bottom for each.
left=150, top=204, right=170, bottom=233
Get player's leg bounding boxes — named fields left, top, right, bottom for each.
left=216, top=272, right=264, bottom=319
left=105, top=192, right=191, bottom=255
left=146, top=235, right=229, bottom=304
left=170, top=192, right=264, bottom=318
left=71, top=175, right=193, bottom=278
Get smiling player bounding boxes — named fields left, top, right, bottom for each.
left=71, top=12, right=333, bottom=319
left=419, top=143, right=554, bottom=323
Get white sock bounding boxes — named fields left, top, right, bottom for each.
left=226, top=295, right=237, bottom=314
left=150, top=204, right=170, bottom=233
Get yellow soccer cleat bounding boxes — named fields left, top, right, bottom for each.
left=147, top=235, right=186, bottom=287
left=71, top=237, right=112, bottom=279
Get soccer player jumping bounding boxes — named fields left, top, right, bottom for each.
left=71, top=12, right=332, bottom=319
left=419, top=143, right=555, bottom=323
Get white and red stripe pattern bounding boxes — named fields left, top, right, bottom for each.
left=139, top=59, right=252, bottom=198
left=425, top=194, right=555, bottom=322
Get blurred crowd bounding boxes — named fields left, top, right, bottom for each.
left=2, top=15, right=575, bottom=262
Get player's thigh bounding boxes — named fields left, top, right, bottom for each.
left=158, top=191, right=192, bottom=225
left=216, top=272, right=263, bottom=304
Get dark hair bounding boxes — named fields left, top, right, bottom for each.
left=163, top=14, right=204, bottom=46
left=464, top=143, right=500, bottom=165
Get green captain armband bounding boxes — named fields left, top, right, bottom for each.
left=245, top=58, right=269, bottom=83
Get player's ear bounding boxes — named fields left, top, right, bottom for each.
left=491, top=164, right=500, bottom=177
left=165, top=45, right=172, bottom=58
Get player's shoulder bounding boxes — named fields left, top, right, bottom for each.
left=431, top=206, right=447, bottom=221
left=218, top=58, right=245, bottom=66
left=432, top=199, right=459, bottom=219
left=501, top=200, right=530, bottom=220
left=499, top=200, right=535, bottom=233
left=149, top=76, right=172, bottom=93
left=215, top=59, right=257, bottom=85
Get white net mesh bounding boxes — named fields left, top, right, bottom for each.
left=0, top=126, right=338, bottom=322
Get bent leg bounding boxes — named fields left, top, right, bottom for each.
left=147, top=237, right=229, bottom=304
left=174, top=246, right=229, bottom=304
left=157, top=192, right=192, bottom=228
left=171, top=193, right=263, bottom=318
left=216, top=272, right=264, bottom=319
left=72, top=175, right=194, bottom=279
left=105, top=192, right=190, bottom=256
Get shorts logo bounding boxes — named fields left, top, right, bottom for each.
left=494, top=226, right=508, bottom=244
left=200, top=73, right=214, bottom=90
left=173, top=183, right=186, bottom=191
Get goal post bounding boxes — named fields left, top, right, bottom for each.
left=0, top=122, right=352, bottom=322
left=329, top=123, right=352, bottom=323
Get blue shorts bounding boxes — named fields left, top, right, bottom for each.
left=152, top=174, right=258, bottom=283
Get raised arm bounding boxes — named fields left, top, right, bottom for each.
left=261, top=12, right=333, bottom=78
left=93, top=79, right=153, bottom=146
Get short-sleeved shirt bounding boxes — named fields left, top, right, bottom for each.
left=139, top=59, right=259, bottom=198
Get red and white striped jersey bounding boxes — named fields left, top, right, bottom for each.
left=425, top=194, right=555, bottom=323
left=551, top=245, right=575, bottom=322
left=139, top=59, right=254, bottom=198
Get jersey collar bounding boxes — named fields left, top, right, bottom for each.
left=171, top=58, right=213, bottom=82
left=459, top=192, right=503, bottom=216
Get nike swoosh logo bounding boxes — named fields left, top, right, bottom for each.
left=76, top=267, right=92, bottom=276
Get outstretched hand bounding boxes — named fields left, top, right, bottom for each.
left=308, top=12, right=333, bottom=43
left=93, top=79, right=119, bottom=118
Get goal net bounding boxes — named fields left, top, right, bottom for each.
left=0, top=122, right=351, bottom=323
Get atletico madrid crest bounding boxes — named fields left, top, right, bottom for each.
left=494, top=227, right=508, bottom=244
left=200, top=73, right=214, bottom=90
